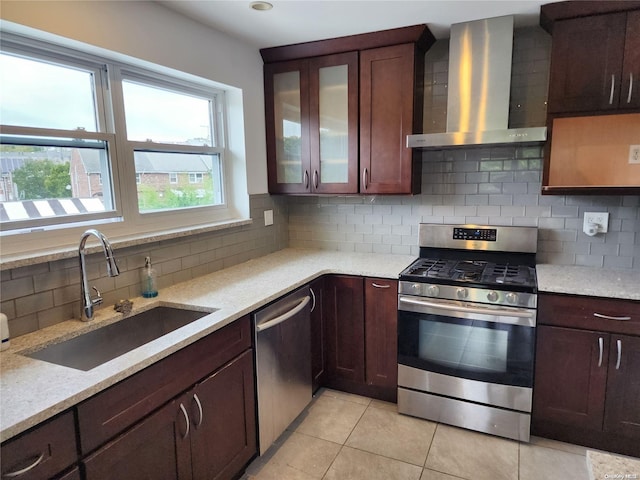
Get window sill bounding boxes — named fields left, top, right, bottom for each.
left=0, top=217, right=253, bottom=271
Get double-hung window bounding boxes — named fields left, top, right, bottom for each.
left=0, top=34, right=233, bottom=251
left=120, top=73, right=224, bottom=214
left=0, top=44, right=116, bottom=230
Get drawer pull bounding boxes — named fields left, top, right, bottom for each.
left=2, top=452, right=45, bottom=478
left=598, top=337, right=603, bottom=368
left=310, top=287, right=317, bottom=313
left=371, top=283, right=391, bottom=289
left=627, top=73, right=634, bottom=104
left=593, top=313, right=631, bottom=321
left=616, top=339, right=622, bottom=370
left=179, top=403, right=190, bottom=439
left=193, top=393, right=204, bottom=428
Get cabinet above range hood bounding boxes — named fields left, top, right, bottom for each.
left=407, top=16, right=547, bottom=149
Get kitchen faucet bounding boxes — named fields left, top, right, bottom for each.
left=79, top=229, right=119, bottom=321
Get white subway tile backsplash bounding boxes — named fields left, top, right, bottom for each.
left=286, top=145, right=638, bottom=273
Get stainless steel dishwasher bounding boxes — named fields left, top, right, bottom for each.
left=254, top=285, right=312, bottom=454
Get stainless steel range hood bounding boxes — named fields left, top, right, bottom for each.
left=407, top=16, right=547, bottom=149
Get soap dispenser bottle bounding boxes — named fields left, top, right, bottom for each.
left=141, top=256, right=158, bottom=298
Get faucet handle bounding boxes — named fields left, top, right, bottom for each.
left=91, top=286, right=104, bottom=306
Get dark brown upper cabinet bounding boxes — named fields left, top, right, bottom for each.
left=542, top=4, right=640, bottom=114
left=262, top=25, right=434, bottom=195
left=264, top=52, right=359, bottom=194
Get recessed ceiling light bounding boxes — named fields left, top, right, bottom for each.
left=250, top=1, right=273, bottom=11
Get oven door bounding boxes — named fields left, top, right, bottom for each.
left=398, top=294, right=536, bottom=389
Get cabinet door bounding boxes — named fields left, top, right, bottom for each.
left=533, top=326, right=608, bottom=430
left=83, top=399, right=191, bottom=480
left=308, top=52, right=359, bottom=194
left=621, top=11, right=640, bottom=109
left=547, top=13, right=626, bottom=113
left=360, top=43, right=422, bottom=194
left=190, top=349, right=256, bottom=480
left=604, top=334, right=640, bottom=438
left=364, top=278, right=398, bottom=390
left=265, top=59, right=311, bottom=193
left=324, top=275, right=365, bottom=383
left=310, top=277, right=326, bottom=392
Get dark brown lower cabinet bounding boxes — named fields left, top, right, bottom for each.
left=0, top=410, right=78, bottom=480
left=532, top=293, right=640, bottom=457
left=323, top=275, right=398, bottom=402
left=84, top=350, right=255, bottom=480
left=310, top=277, right=327, bottom=392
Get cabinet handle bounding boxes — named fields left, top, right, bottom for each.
left=303, top=170, right=309, bottom=189
left=593, top=313, right=631, bottom=321
left=179, top=403, right=190, bottom=439
left=609, top=74, right=615, bottom=105
left=2, top=452, right=45, bottom=478
left=616, top=339, right=622, bottom=370
left=362, top=168, right=368, bottom=190
left=598, top=337, right=603, bottom=368
left=310, top=287, right=316, bottom=313
left=192, top=393, right=203, bottom=428
left=371, top=282, right=391, bottom=289
left=313, top=170, right=319, bottom=189
left=627, top=73, right=634, bottom=104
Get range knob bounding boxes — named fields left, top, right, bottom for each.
left=427, top=285, right=440, bottom=297
left=456, top=288, right=468, bottom=299
left=411, top=283, right=421, bottom=292
left=506, top=292, right=518, bottom=304
left=487, top=291, right=499, bottom=302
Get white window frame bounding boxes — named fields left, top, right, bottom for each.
left=0, top=32, right=245, bottom=259
left=169, top=173, right=178, bottom=184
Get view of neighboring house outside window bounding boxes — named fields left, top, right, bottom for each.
left=0, top=34, right=228, bottom=238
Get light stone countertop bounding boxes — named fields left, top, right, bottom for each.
left=0, top=248, right=414, bottom=443
left=536, top=264, right=640, bottom=301
left=586, top=450, right=640, bottom=479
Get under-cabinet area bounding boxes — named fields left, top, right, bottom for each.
left=532, top=293, right=640, bottom=457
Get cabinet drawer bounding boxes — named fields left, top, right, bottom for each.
left=539, top=293, right=640, bottom=335
left=77, top=315, right=251, bottom=455
left=1, top=410, right=77, bottom=480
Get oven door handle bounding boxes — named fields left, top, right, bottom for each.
left=398, top=295, right=536, bottom=327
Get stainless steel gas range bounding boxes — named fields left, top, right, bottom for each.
left=397, top=223, right=538, bottom=442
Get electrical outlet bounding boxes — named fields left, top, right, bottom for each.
left=583, top=212, right=609, bottom=235
left=630, top=145, right=640, bottom=164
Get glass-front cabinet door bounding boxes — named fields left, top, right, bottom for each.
left=309, top=52, right=358, bottom=193
left=265, top=59, right=310, bottom=193
left=265, top=52, right=358, bottom=194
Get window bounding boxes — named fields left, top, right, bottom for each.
left=0, top=34, right=235, bottom=250
left=0, top=48, right=116, bottom=228
left=121, top=76, right=224, bottom=214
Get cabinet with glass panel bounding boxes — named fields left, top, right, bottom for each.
left=263, top=25, right=434, bottom=195
left=264, top=52, right=358, bottom=194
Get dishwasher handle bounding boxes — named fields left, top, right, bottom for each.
left=256, top=296, right=311, bottom=332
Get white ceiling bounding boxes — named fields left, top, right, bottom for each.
left=159, top=0, right=556, bottom=49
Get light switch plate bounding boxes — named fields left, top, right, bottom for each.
left=629, top=145, right=640, bottom=164
left=264, top=209, right=274, bottom=226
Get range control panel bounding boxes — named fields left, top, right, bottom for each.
left=453, top=227, right=497, bottom=241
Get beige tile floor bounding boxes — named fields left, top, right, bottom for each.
left=242, top=388, right=596, bottom=480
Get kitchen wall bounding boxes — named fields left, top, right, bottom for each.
left=287, top=146, right=640, bottom=268
left=1, top=194, right=287, bottom=338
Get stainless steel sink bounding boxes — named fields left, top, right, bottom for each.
left=24, top=306, right=216, bottom=371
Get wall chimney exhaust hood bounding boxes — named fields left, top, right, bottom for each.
left=407, top=16, right=547, bottom=149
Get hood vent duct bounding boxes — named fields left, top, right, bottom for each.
left=407, top=16, right=547, bottom=149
